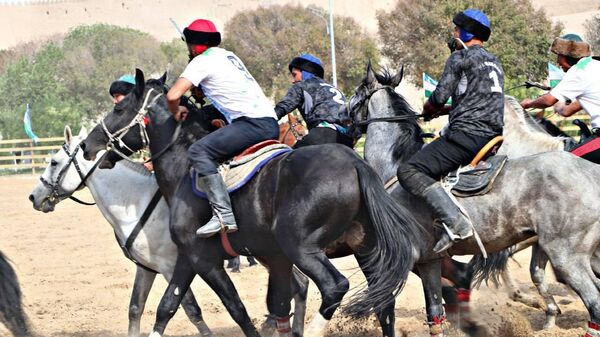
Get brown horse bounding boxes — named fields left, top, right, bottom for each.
left=278, top=113, right=308, bottom=147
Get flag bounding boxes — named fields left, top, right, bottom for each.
left=423, top=73, right=452, bottom=104
left=548, top=63, right=564, bottom=88
left=23, top=103, right=39, bottom=143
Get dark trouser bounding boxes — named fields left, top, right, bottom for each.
left=293, top=126, right=354, bottom=149
left=189, top=117, right=280, bottom=176
left=570, top=136, right=600, bottom=164
left=397, top=130, right=496, bottom=195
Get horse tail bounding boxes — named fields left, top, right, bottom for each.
left=343, top=160, right=424, bottom=317
left=0, top=251, right=30, bottom=336
left=468, top=245, right=516, bottom=288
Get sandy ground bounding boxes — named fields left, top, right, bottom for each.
left=0, top=174, right=593, bottom=337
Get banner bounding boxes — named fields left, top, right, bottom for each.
left=548, top=63, right=564, bottom=88
left=23, top=103, right=39, bottom=143
left=423, top=73, right=452, bottom=104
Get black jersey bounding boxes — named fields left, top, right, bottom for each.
left=274, top=77, right=349, bottom=129
left=430, top=45, right=504, bottom=137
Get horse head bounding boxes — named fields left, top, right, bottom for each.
left=82, top=69, right=218, bottom=169
left=81, top=69, right=169, bottom=168
left=29, top=125, right=90, bottom=212
left=349, top=62, right=405, bottom=131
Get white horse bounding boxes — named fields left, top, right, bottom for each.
left=28, top=126, right=213, bottom=337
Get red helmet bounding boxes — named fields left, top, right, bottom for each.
left=183, top=19, right=221, bottom=47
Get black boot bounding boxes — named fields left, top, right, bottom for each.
left=195, top=173, right=238, bottom=238
left=420, top=182, right=473, bottom=253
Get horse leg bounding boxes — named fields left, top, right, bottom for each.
left=229, top=256, right=241, bottom=273
left=284, top=250, right=349, bottom=337
left=440, top=257, right=484, bottom=335
left=194, top=260, right=262, bottom=337
left=262, top=256, right=294, bottom=337
left=543, top=244, right=600, bottom=336
left=355, top=254, right=396, bottom=337
left=291, top=267, right=309, bottom=337
left=262, top=267, right=309, bottom=337
left=150, top=255, right=196, bottom=337
left=177, top=286, right=214, bottom=336
left=530, top=244, right=560, bottom=329
left=128, top=266, right=157, bottom=337
left=416, top=261, right=446, bottom=337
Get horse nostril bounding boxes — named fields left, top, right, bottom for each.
left=80, top=142, right=86, bottom=151
left=28, top=194, right=35, bottom=202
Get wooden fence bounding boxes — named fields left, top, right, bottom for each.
left=0, top=111, right=591, bottom=174
left=0, top=137, right=63, bottom=174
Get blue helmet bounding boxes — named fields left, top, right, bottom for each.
left=453, top=9, right=491, bottom=42
left=289, top=53, right=324, bottom=80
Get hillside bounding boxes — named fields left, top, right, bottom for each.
left=0, top=0, right=598, bottom=51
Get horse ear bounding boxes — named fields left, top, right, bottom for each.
left=134, top=68, right=145, bottom=98
left=391, top=64, right=404, bottom=88
left=64, top=125, right=72, bottom=144
left=366, top=61, right=376, bottom=87
left=158, top=71, right=167, bottom=85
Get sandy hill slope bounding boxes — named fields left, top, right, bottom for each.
left=0, top=0, right=598, bottom=50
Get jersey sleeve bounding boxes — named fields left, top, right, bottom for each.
left=180, top=56, right=211, bottom=87
left=429, top=52, right=462, bottom=107
left=274, top=84, right=304, bottom=119
left=550, top=68, right=584, bottom=103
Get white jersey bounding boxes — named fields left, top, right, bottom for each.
left=180, top=47, right=277, bottom=122
left=551, top=57, right=600, bottom=128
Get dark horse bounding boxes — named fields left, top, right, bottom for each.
left=349, top=65, right=600, bottom=337
left=0, top=251, right=30, bottom=336
left=81, top=69, right=424, bottom=337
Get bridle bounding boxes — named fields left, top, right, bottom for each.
left=101, top=87, right=163, bottom=162
left=350, top=85, right=424, bottom=127
left=281, top=116, right=306, bottom=143
left=39, top=142, right=106, bottom=206
left=99, top=86, right=185, bottom=165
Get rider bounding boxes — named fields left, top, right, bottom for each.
left=166, top=19, right=279, bottom=238
left=109, top=74, right=136, bottom=104
left=397, top=9, right=504, bottom=254
left=519, top=34, right=600, bottom=162
left=274, top=54, right=354, bottom=148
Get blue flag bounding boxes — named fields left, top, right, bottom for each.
left=23, top=103, right=39, bottom=143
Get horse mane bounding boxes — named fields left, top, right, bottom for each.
left=502, top=96, right=565, bottom=151
left=119, top=159, right=154, bottom=177
left=370, top=67, right=424, bottom=162
left=505, top=96, right=550, bottom=134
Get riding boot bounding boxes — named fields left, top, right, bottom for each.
left=420, top=182, right=473, bottom=253
left=195, top=173, right=238, bottom=238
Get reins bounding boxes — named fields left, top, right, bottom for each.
left=40, top=143, right=109, bottom=205
left=350, top=85, right=425, bottom=126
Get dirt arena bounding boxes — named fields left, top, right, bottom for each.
left=0, top=174, right=592, bottom=336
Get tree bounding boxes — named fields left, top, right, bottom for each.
left=58, top=24, right=183, bottom=121
left=0, top=24, right=188, bottom=139
left=585, top=14, right=600, bottom=53
left=377, top=0, right=562, bottom=91
left=221, top=4, right=380, bottom=99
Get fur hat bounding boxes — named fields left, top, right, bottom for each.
left=550, top=34, right=592, bottom=59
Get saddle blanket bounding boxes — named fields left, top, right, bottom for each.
left=192, top=143, right=291, bottom=198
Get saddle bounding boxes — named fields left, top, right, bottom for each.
left=444, top=136, right=507, bottom=197
left=191, top=140, right=292, bottom=198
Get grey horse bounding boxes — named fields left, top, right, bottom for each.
left=348, top=64, right=600, bottom=337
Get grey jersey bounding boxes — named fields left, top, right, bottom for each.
left=430, top=45, right=504, bottom=137
left=274, top=77, right=349, bottom=129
